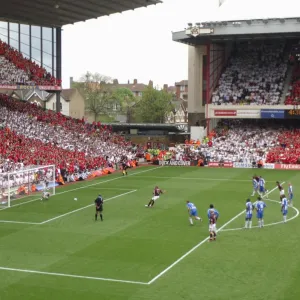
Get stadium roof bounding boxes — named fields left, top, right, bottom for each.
left=0, top=0, right=162, bottom=27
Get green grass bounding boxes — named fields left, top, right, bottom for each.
left=0, top=166, right=299, bottom=300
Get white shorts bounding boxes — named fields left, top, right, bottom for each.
left=280, top=190, right=284, bottom=196
left=209, top=224, right=216, bottom=232
left=152, top=196, right=159, bottom=201
left=43, top=192, right=50, bottom=198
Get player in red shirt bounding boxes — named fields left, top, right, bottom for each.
left=209, top=211, right=217, bottom=241
left=145, top=186, right=164, bottom=208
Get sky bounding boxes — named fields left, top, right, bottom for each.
left=61, top=0, right=300, bottom=89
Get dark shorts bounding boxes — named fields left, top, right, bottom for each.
left=96, top=206, right=103, bottom=212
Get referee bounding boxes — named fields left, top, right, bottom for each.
left=95, top=194, right=104, bottom=221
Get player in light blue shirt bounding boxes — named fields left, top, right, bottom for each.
left=288, top=183, right=293, bottom=207
left=281, top=196, right=288, bottom=223
left=251, top=177, right=258, bottom=196
left=258, top=176, right=266, bottom=197
left=245, top=199, right=254, bottom=229
left=255, top=196, right=267, bottom=228
left=186, top=201, right=202, bottom=225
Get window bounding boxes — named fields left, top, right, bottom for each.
left=20, top=24, right=29, bottom=35
left=42, top=27, right=52, bottom=42
left=31, top=36, right=41, bottom=50
left=180, top=85, right=185, bottom=91
left=53, top=28, right=56, bottom=43
left=42, top=39, right=52, bottom=55
left=53, top=41, right=56, bottom=57
left=21, top=43, right=30, bottom=58
left=0, top=21, right=8, bottom=43
left=20, top=25, right=30, bottom=58
left=9, top=23, right=19, bottom=50
left=42, top=52, right=52, bottom=71
left=32, top=48, right=41, bottom=64
left=31, top=26, right=41, bottom=38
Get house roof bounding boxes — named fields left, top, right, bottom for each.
left=61, top=89, right=77, bottom=101
left=0, top=0, right=162, bottom=27
left=175, top=80, right=188, bottom=86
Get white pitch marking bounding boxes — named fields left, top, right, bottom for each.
left=0, top=220, right=40, bottom=225
left=0, top=266, right=148, bottom=285
left=221, top=198, right=299, bottom=232
left=147, top=184, right=281, bottom=285
left=88, top=187, right=135, bottom=191
left=0, top=166, right=161, bottom=212
left=39, top=190, right=137, bottom=224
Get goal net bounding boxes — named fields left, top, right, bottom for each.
left=0, top=165, right=56, bottom=208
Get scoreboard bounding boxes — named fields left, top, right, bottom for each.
left=285, top=109, right=300, bottom=119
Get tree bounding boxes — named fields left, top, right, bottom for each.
left=111, top=88, right=136, bottom=123
left=75, top=71, right=115, bottom=121
left=85, top=89, right=113, bottom=121
left=79, top=71, right=113, bottom=85
left=135, top=86, right=174, bottom=123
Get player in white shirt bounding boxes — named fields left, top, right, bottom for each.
left=41, top=182, right=50, bottom=201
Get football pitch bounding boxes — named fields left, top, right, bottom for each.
left=0, top=166, right=299, bottom=300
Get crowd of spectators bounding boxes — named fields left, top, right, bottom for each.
left=0, top=94, right=134, bottom=175
left=212, top=43, right=287, bottom=105
left=0, top=57, right=30, bottom=85
left=266, top=129, right=300, bottom=164
left=285, top=65, right=300, bottom=105
left=0, top=40, right=61, bottom=86
left=196, top=120, right=279, bottom=163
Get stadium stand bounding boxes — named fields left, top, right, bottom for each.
left=285, top=65, right=300, bottom=105
left=173, top=120, right=298, bottom=165
left=0, top=40, right=61, bottom=86
left=212, top=43, right=287, bottom=105
left=0, top=95, right=134, bottom=176
left=197, top=120, right=279, bottom=163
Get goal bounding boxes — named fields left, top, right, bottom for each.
left=0, top=165, right=56, bottom=208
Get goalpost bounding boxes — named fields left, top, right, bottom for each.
left=0, top=165, right=56, bottom=208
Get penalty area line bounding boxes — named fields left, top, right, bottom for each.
left=0, top=266, right=148, bottom=285
left=147, top=184, right=280, bottom=285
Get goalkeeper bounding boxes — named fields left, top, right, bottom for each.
left=41, top=181, right=50, bottom=201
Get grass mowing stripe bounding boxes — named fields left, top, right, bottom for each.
left=147, top=183, right=281, bottom=285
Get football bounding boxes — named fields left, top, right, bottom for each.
left=74, top=198, right=77, bottom=201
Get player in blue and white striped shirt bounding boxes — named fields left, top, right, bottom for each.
left=288, top=183, right=294, bottom=207
left=245, top=199, right=254, bottom=229
left=255, top=196, right=267, bottom=228
left=281, top=195, right=288, bottom=223
left=251, top=177, right=259, bottom=196
left=186, top=201, right=202, bottom=225
left=258, top=176, right=266, bottom=197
